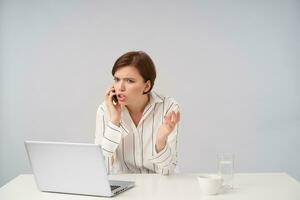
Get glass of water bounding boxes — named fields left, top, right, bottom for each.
left=218, top=153, right=234, bottom=189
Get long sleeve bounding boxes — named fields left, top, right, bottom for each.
left=148, top=98, right=180, bottom=175
left=95, top=104, right=129, bottom=157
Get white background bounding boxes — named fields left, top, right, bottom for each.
left=1, top=0, right=299, bottom=186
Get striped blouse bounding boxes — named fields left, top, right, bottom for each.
left=94, top=91, right=180, bottom=175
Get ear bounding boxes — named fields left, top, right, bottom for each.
left=143, top=80, right=151, bottom=94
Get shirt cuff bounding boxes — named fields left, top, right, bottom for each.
left=148, top=144, right=173, bottom=168
left=101, top=121, right=122, bottom=157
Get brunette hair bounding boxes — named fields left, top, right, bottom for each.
left=112, top=51, right=156, bottom=94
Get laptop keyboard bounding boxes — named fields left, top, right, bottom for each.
left=110, top=185, right=120, bottom=191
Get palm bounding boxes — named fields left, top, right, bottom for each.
left=157, top=111, right=180, bottom=138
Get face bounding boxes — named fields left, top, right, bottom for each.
left=113, top=66, right=151, bottom=106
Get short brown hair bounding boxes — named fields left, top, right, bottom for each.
left=112, top=51, right=156, bottom=94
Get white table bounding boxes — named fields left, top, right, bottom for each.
left=1, top=173, right=300, bottom=200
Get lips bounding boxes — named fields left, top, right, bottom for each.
left=117, top=94, right=126, bottom=102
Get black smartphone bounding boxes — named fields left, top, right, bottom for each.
left=112, top=90, right=118, bottom=104
left=112, top=95, right=118, bottom=104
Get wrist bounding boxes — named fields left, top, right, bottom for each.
left=155, top=136, right=167, bottom=153
left=156, top=132, right=168, bottom=143
left=110, top=118, right=120, bottom=127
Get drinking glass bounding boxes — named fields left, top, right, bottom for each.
left=218, top=153, right=234, bottom=189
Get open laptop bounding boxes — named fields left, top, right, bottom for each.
left=24, top=141, right=135, bottom=197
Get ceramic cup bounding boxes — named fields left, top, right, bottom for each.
left=197, top=175, right=223, bottom=195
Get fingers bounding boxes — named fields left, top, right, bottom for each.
left=176, top=111, right=180, bottom=122
left=164, top=114, right=171, bottom=124
left=164, top=111, right=180, bottom=128
left=161, top=111, right=180, bottom=137
left=105, top=86, right=115, bottom=97
left=164, top=112, right=173, bottom=124
left=171, top=111, right=176, bottom=123
left=105, top=86, right=117, bottom=102
left=168, top=111, right=180, bottom=123
left=106, top=90, right=114, bottom=101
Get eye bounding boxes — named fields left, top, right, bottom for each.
left=114, top=77, right=119, bottom=82
left=127, top=79, right=134, bottom=83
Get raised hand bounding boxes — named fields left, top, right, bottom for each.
left=156, top=111, right=180, bottom=152
left=105, top=86, right=122, bottom=126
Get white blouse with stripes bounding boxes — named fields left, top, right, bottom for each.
left=94, top=91, right=180, bottom=175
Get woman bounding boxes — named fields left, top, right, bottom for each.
left=95, top=51, right=180, bottom=175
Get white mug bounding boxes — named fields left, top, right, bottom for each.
left=197, top=175, right=223, bottom=195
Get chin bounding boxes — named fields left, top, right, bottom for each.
left=118, top=101, right=127, bottom=106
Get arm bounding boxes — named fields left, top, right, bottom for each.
left=95, top=105, right=129, bottom=157
left=149, top=123, right=179, bottom=175
left=95, top=104, right=129, bottom=174
left=149, top=100, right=180, bottom=175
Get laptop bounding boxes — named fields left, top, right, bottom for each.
left=24, top=141, right=135, bottom=197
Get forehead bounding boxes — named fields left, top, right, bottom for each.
left=114, top=66, right=142, bottom=79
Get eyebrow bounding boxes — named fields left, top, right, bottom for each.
left=114, top=76, right=136, bottom=80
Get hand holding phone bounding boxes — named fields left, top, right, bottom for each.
left=105, top=87, right=121, bottom=126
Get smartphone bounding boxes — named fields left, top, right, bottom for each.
left=112, top=95, right=118, bottom=104
left=112, top=90, right=118, bottom=104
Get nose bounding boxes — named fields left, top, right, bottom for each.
left=115, top=80, right=125, bottom=92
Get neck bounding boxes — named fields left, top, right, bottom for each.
left=126, top=94, right=150, bottom=115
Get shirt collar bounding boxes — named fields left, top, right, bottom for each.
left=149, top=91, right=164, bottom=104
